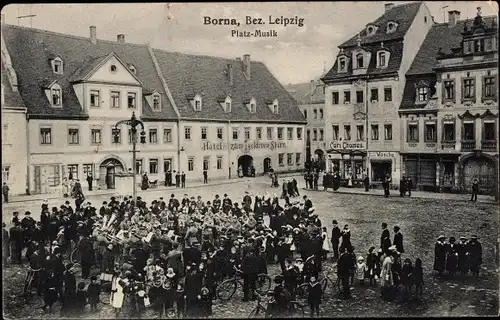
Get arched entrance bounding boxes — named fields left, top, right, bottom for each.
left=263, top=157, right=272, bottom=174
left=238, top=155, right=254, bottom=177
left=461, top=154, right=497, bottom=195
left=100, top=158, right=125, bottom=189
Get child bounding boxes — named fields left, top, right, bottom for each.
left=307, top=276, right=322, bottom=317
left=401, top=258, right=413, bottom=296
left=75, top=281, right=88, bottom=315
left=321, top=227, right=330, bottom=260
left=375, top=249, right=384, bottom=280
left=356, top=256, right=367, bottom=285
left=410, top=258, right=424, bottom=297
left=176, top=283, right=186, bottom=319
left=87, top=276, right=101, bottom=312
left=365, top=246, right=377, bottom=285
left=198, top=287, right=213, bottom=317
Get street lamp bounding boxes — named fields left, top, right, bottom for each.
left=113, top=111, right=146, bottom=208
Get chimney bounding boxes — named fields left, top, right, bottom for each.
left=117, top=34, right=125, bottom=43
left=385, top=3, right=394, bottom=12
left=243, top=54, right=251, bottom=80
left=448, top=10, right=460, bottom=27
left=89, top=26, right=97, bottom=44
left=227, top=64, right=234, bottom=85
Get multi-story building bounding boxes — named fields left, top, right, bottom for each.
left=1, top=23, right=305, bottom=195
left=286, top=80, right=327, bottom=162
left=400, top=8, right=498, bottom=195
left=321, top=2, right=434, bottom=187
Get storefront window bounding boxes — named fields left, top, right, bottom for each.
left=371, top=161, right=391, bottom=182
left=330, top=160, right=340, bottom=173
left=344, top=162, right=352, bottom=179
left=354, top=161, right=364, bottom=180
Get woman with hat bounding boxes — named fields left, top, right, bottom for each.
left=467, top=235, right=482, bottom=277
left=457, top=236, right=469, bottom=275
left=445, top=237, right=459, bottom=276
left=433, top=235, right=447, bottom=275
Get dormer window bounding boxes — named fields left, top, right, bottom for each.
left=52, top=57, right=63, bottom=74
left=152, top=94, right=161, bottom=111
left=52, top=86, right=61, bottom=107
left=386, top=22, right=398, bottom=33
left=224, top=96, right=232, bottom=112
left=245, top=97, right=257, bottom=113
left=366, top=24, right=378, bottom=36
left=377, top=50, right=390, bottom=68
left=194, top=95, right=202, bottom=111
left=339, top=57, right=346, bottom=71
left=417, top=87, right=428, bottom=102
left=250, top=102, right=256, bottom=113
left=356, top=54, right=364, bottom=68
left=268, top=99, right=279, bottom=114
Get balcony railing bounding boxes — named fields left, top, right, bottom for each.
left=461, top=140, right=476, bottom=152
left=440, top=140, right=456, bottom=150
left=481, top=140, right=497, bottom=152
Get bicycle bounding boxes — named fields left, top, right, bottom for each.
left=248, top=291, right=271, bottom=318
left=216, top=269, right=272, bottom=301
left=248, top=291, right=305, bottom=319
left=23, top=266, right=43, bottom=296
left=296, top=265, right=340, bottom=299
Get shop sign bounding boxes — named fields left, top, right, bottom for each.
left=329, top=141, right=366, bottom=150
left=369, top=151, right=397, bottom=159
left=201, top=141, right=287, bottom=151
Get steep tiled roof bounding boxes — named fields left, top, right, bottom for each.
left=322, top=41, right=403, bottom=82
left=339, top=2, right=421, bottom=48
left=1, top=60, right=26, bottom=110
left=285, top=82, right=311, bottom=102
left=152, top=49, right=305, bottom=123
left=286, top=82, right=325, bottom=105
left=1, top=24, right=177, bottom=120
left=400, top=74, right=437, bottom=109
left=406, top=16, right=497, bottom=75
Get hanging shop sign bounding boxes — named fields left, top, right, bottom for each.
left=329, top=141, right=366, bottom=150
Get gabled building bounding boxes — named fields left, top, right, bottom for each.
left=400, top=8, right=498, bottom=195
left=321, top=2, right=433, bottom=187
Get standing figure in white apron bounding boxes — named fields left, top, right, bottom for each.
left=110, top=271, right=125, bottom=315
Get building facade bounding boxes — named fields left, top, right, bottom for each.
left=1, top=23, right=305, bottom=195
left=400, top=8, right=498, bottom=195
left=321, top=2, right=434, bottom=187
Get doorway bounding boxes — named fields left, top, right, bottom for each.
left=99, top=158, right=125, bottom=190
left=237, top=155, right=254, bottom=177
left=106, top=166, right=116, bottom=189
left=263, top=157, right=272, bottom=174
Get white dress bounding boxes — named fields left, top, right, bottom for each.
left=322, top=231, right=330, bottom=251
left=111, top=276, right=125, bottom=308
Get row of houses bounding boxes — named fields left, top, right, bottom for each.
left=287, top=2, right=498, bottom=195
left=1, top=20, right=306, bottom=195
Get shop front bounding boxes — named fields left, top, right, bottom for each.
left=368, top=151, right=397, bottom=188
left=326, top=141, right=366, bottom=187
left=402, top=154, right=440, bottom=192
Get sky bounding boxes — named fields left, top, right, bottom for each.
left=1, top=2, right=498, bottom=85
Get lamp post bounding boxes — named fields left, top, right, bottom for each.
left=113, top=111, right=146, bottom=208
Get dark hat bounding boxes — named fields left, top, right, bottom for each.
left=171, top=194, right=175, bottom=198
left=78, top=282, right=86, bottom=290
left=332, top=220, right=338, bottom=224
left=274, top=275, right=284, bottom=283
left=224, top=193, right=228, bottom=197
left=90, top=275, right=97, bottom=281
left=25, top=211, right=31, bottom=215
left=215, top=194, right=220, bottom=198
left=449, top=237, right=456, bottom=242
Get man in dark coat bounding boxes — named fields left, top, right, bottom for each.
left=330, top=220, right=341, bottom=261
left=175, top=171, right=180, bottom=188
left=393, top=226, right=404, bottom=254
left=399, top=176, right=406, bottom=197
left=222, top=194, right=232, bottom=214
left=2, top=182, right=10, bottom=203
left=471, top=179, right=479, bottom=202
left=9, top=222, right=23, bottom=264
left=457, top=236, right=469, bottom=275
left=243, top=192, right=252, bottom=213
left=203, top=169, right=208, bottom=184
left=183, top=241, right=202, bottom=269
left=86, top=173, right=93, bottom=191
left=292, top=178, right=300, bottom=197
left=467, top=235, right=482, bottom=276
left=181, top=171, right=186, bottom=188
left=382, top=176, right=391, bottom=197
left=337, top=247, right=351, bottom=299
left=21, top=211, right=36, bottom=246
left=380, top=223, right=391, bottom=253
left=433, top=235, right=446, bottom=274
left=303, top=195, right=313, bottom=212
left=78, top=235, right=94, bottom=279
left=241, top=250, right=258, bottom=301
left=406, top=177, right=413, bottom=197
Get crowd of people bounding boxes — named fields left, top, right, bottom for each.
left=433, top=235, right=483, bottom=277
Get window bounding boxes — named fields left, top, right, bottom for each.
left=68, top=128, right=79, bottom=145
left=52, top=88, right=61, bottom=106
left=303, top=110, right=308, bottom=119
left=149, top=129, right=158, bottom=143
left=203, top=156, right=210, bottom=171
left=319, top=129, right=324, bottom=141
left=313, top=129, right=317, bottom=141
left=53, top=59, right=63, bottom=74
left=184, top=127, right=191, bottom=140
left=356, top=90, right=364, bottom=104
left=201, top=127, right=208, bottom=140
left=384, top=87, right=392, bottom=101
left=267, top=127, right=273, bottom=140
left=384, top=124, right=392, bottom=140
left=332, top=125, right=339, bottom=140
left=297, top=128, right=302, bottom=140
left=110, top=65, right=117, bottom=72
left=483, top=76, right=496, bottom=99
left=195, top=99, right=202, bottom=111
left=313, top=109, right=318, bottom=119
left=273, top=104, right=279, bottom=114
left=188, top=157, right=194, bottom=171
left=483, top=121, right=496, bottom=140
left=216, top=156, right=223, bottom=170
left=424, top=16, right=427, bottom=23
left=40, top=128, right=52, bottom=145
left=485, top=38, right=493, bottom=51
left=296, top=153, right=301, bottom=165
left=319, top=109, right=323, bottom=119
left=278, top=153, right=284, bottom=166
left=112, top=128, right=121, bottom=144
left=371, top=124, right=379, bottom=140
left=136, top=159, right=143, bottom=174
left=217, top=127, right=223, bottom=140
left=128, top=92, right=136, bottom=108
left=111, top=91, right=120, bottom=108
left=443, top=122, right=455, bottom=141
left=91, top=129, right=102, bottom=144
left=356, top=125, right=364, bottom=141
left=344, top=91, right=351, bottom=104
left=378, top=52, right=386, bottom=67
left=83, top=164, right=93, bottom=178
left=225, top=101, right=232, bottom=112
left=474, top=39, right=484, bottom=53
left=153, top=95, right=161, bottom=111
left=417, top=87, right=428, bottom=102
left=408, top=123, right=419, bottom=142
left=287, top=127, right=293, bottom=140
left=67, top=164, right=78, bottom=180
left=462, top=122, right=475, bottom=140
left=48, top=165, right=61, bottom=187
left=249, top=103, right=256, bottom=113
left=344, top=125, right=351, bottom=140
left=90, top=90, right=100, bottom=107
left=232, top=128, right=239, bottom=140
left=278, top=127, right=284, bottom=140
left=287, top=153, right=293, bottom=166
left=371, top=88, right=379, bottom=102
left=164, top=128, right=172, bottom=143
left=339, top=57, right=346, bottom=71
left=332, top=92, right=339, bottom=104
left=463, top=79, right=475, bottom=99
left=444, top=80, right=455, bottom=100
left=244, top=127, right=251, bottom=140
left=256, top=127, right=262, bottom=140
left=149, top=159, right=158, bottom=174
left=387, top=22, right=396, bottom=32
left=2, top=166, right=10, bottom=182
left=356, top=53, right=364, bottom=68
left=425, top=122, right=436, bottom=142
